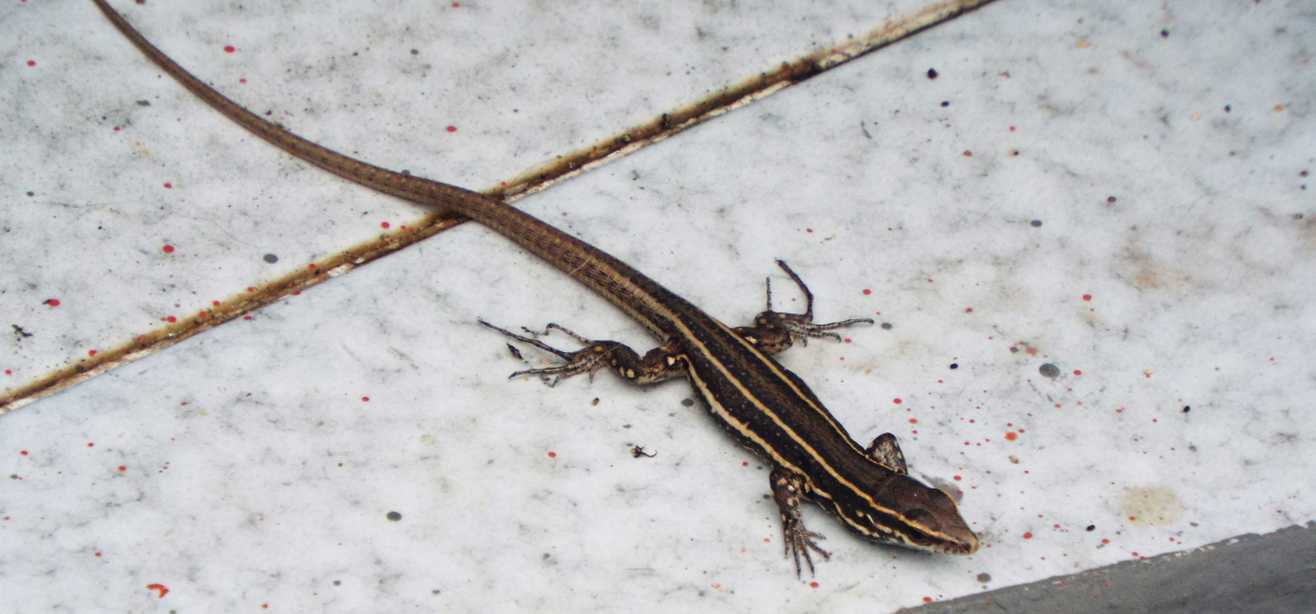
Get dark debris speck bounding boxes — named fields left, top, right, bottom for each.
left=977, top=572, right=992, bottom=583
left=263, top=253, right=279, bottom=263
left=1039, top=363, right=1060, bottom=378
left=880, top=322, right=893, bottom=330
left=386, top=511, right=402, bottom=522
left=940, top=100, right=951, bottom=108
left=1030, top=219, right=1043, bottom=227
left=927, top=68, right=939, bottom=79
left=949, top=363, right=959, bottom=370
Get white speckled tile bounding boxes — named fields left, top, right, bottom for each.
left=2, top=0, right=941, bottom=402
left=3, top=0, right=1315, bottom=612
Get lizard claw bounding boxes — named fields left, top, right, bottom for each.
left=782, top=514, right=831, bottom=578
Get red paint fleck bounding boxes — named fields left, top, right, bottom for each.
left=446, top=125, right=457, bottom=133
left=44, top=298, right=61, bottom=307
left=196, top=311, right=207, bottom=320
left=114, top=126, right=122, bottom=132
left=964, top=306, right=974, bottom=313
left=923, top=596, right=933, bottom=604
left=88, top=349, right=98, bottom=357
left=452, top=1, right=461, bottom=7
left=117, top=465, right=127, bottom=473
left=26, top=59, right=37, bottom=67
left=1081, top=293, right=1092, bottom=302
left=361, top=396, right=370, bottom=402
left=95, top=550, right=102, bottom=557
left=164, top=316, right=177, bottom=323
left=805, top=227, right=814, bottom=233
left=1023, top=531, right=1033, bottom=540
left=546, top=450, right=557, bottom=459
left=146, top=583, right=169, bottom=598
left=239, top=77, right=248, bottom=85
left=741, top=460, right=749, bottom=467
left=162, top=244, right=175, bottom=254
left=1073, top=369, right=1083, bottom=376
left=223, top=45, right=236, bottom=54
left=162, top=182, right=173, bottom=189
left=811, top=581, right=820, bottom=589
left=862, top=288, right=872, bottom=296
left=893, top=398, right=903, bottom=405
left=243, top=315, right=254, bottom=321
left=292, top=290, right=302, bottom=296
left=261, top=603, right=269, bottom=610
left=843, top=337, right=853, bottom=344
left=908, top=418, right=918, bottom=424
left=3, top=369, right=11, bottom=376
left=87, top=442, right=95, bottom=448
left=1128, top=516, right=1137, bottom=522
left=380, top=221, right=391, bottom=229
left=1009, top=125, right=1017, bottom=132
left=953, top=474, right=961, bottom=481
left=211, top=300, right=221, bottom=307
left=1005, top=431, right=1018, bottom=441
left=247, top=287, right=256, bottom=293
left=307, top=263, right=318, bottom=271
left=19, top=450, right=28, bottom=456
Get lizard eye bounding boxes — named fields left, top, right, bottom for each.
left=903, top=507, right=942, bottom=531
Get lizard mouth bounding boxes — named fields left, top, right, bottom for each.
left=894, top=520, right=980, bottom=555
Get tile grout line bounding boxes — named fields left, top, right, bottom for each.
left=0, top=0, right=996, bottom=415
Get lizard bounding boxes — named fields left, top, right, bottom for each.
left=92, top=0, right=979, bottom=575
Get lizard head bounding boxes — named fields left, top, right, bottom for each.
left=866, top=474, right=980, bottom=554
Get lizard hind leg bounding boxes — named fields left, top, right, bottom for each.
left=734, top=259, right=874, bottom=353
left=478, top=319, right=685, bottom=386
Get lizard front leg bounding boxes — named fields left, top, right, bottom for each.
left=478, top=319, right=685, bottom=386
left=770, top=466, right=831, bottom=577
left=735, top=259, right=873, bottom=354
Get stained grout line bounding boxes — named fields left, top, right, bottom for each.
left=0, top=0, right=995, bottom=415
